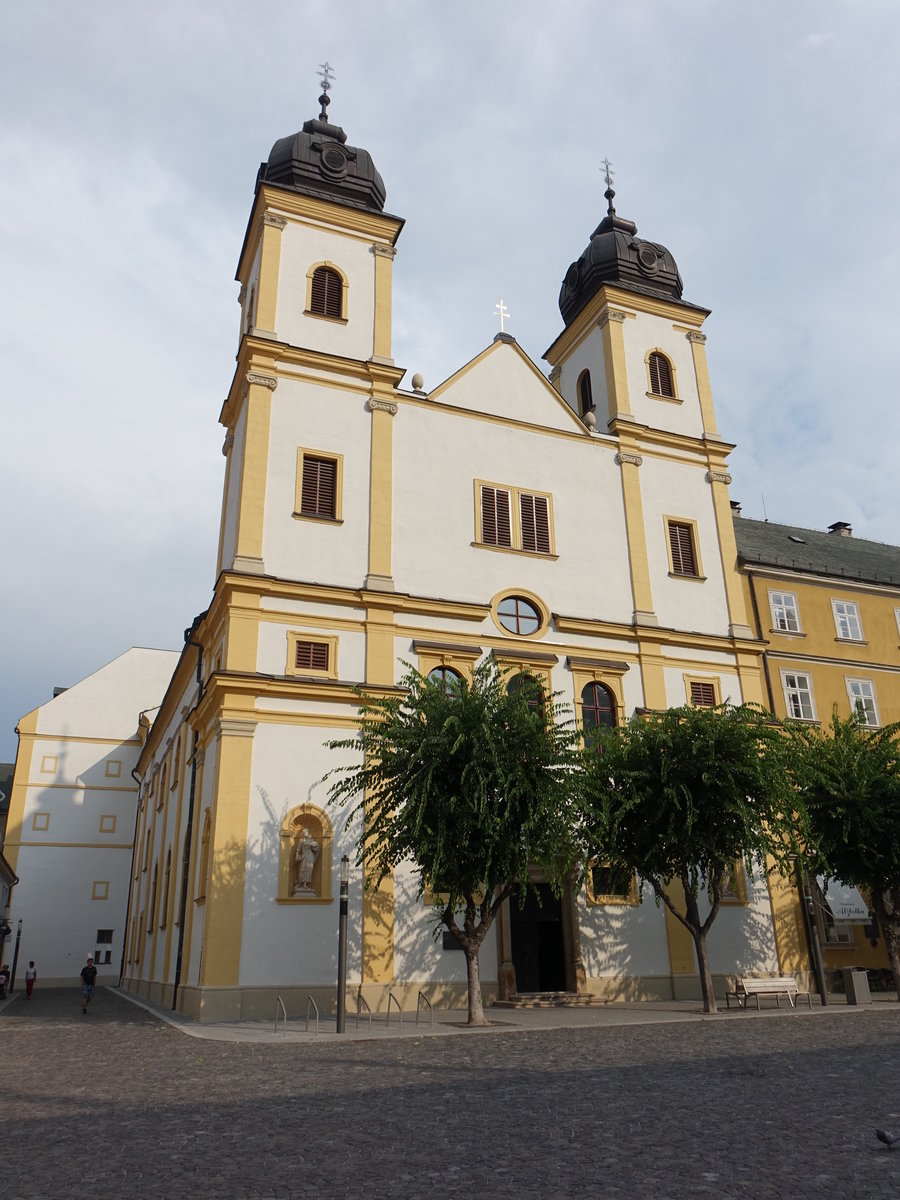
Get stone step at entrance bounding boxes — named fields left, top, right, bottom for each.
left=493, top=991, right=603, bottom=1009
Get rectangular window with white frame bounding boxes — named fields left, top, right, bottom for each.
left=768, top=590, right=801, bottom=633
left=782, top=670, right=816, bottom=721
left=832, top=599, right=863, bottom=641
left=846, top=677, right=879, bottom=726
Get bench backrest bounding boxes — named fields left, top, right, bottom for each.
left=737, top=977, right=799, bottom=994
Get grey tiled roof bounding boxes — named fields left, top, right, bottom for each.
left=734, top=517, right=900, bottom=587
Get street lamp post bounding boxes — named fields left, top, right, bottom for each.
left=10, top=920, right=23, bottom=992
left=336, top=854, right=349, bottom=1034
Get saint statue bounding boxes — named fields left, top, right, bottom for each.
left=293, top=827, right=320, bottom=894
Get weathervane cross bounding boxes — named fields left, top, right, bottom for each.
left=493, top=298, right=510, bottom=333
left=318, top=61, right=336, bottom=92
left=601, top=157, right=615, bottom=189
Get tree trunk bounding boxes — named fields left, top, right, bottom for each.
left=692, top=928, right=717, bottom=1013
left=464, top=946, right=488, bottom=1026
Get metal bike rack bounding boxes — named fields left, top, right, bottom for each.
left=355, top=989, right=372, bottom=1032
left=416, top=990, right=434, bottom=1029
left=274, top=995, right=287, bottom=1035
left=305, top=994, right=319, bottom=1034
left=387, top=990, right=402, bottom=1030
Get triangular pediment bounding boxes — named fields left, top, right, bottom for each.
left=428, top=337, right=586, bottom=434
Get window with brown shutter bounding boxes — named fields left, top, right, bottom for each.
left=689, top=681, right=717, bottom=707
left=295, top=640, right=329, bottom=672
left=481, top=486, right=512, bottom=547
left=301, top=456, right=337, bottom=518
left=648, top=352, right=675, bottom=397
left=668, top=520, right=697, bottom=575
left=309, top=266, right=343, bottom=319
left=520, top=493, right=551, bottom=554
left=578, top=370, right=593, bottom=417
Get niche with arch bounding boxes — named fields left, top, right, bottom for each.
left=278, top=804, right=334, bottom=903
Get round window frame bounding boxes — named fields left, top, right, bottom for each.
left=489, top=590, right=550, bottom=640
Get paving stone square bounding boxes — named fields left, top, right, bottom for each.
left=3, top=988, right=899, bottom=1199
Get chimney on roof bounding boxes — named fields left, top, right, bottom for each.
left=828, top=521, right=852, bottom=537
left=52, top=686, right=68, bottom=697
left=730, top=500, right=742, bottom=517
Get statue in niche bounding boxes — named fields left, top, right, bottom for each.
left=293, top=827, right=320, bottom=895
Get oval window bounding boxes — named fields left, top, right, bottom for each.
left=496, top=595, right=541, bottom=635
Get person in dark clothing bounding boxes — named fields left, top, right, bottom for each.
left=80, top=956, right=98, bottom=1014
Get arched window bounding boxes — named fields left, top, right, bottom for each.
left=161, top=847, right=172, bottom=928
left=309, top=266, right=343, bottom=319
left=150, top=863, right=159, bottom=929
left=578, top=370, right=594, bottom=417
left=581, top=682, right=617, bottom=732
left=507, top=671, right=544, bottom=713
left=648, top=351, right=675, bottom=398
left=428, top=665, right=463, bottom=695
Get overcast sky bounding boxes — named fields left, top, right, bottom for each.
left=2, top=1, right=898, bottom=762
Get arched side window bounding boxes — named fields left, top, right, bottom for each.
left=577, top=369, right=594, bottom=417
left=309, top=265, right=344, bottom=319
left=581, top=682, right=617, bottom=732
left=197, top=810, right=211, bottom=903
left=149, top=863, right=159, bottom=930
left=161, top=847, right=172, bottom=928
left=647, top=351, right=675, bottom=398
left=428, top=665, right=463, bottom=695
left=507, top=671, right=544, bottom=713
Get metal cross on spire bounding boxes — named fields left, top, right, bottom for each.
left=493, top=298, right=510, bottom=333
left=601, top=157, right=615, bottom=189
left=317, top=62, right=336, bottom=120
left=601, top=157, right=617, bottom=217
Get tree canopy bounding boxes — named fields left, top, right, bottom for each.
left=798, top=713, right=900, bottom=1000
left=582, top=703, right=805, bottom=1012
left=324, top=661, right=582, bottom=1024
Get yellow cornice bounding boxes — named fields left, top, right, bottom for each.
left=544, top=285, right=709, bottom=366
left=236, top=186, right=404, bottom=283
left=135, top=646, right=203, bottom=775
left=554, top=612, right=764, bottom=656
left=740, top=562, right=900, bottom=600
left=220, top=341, right=406, bottom=429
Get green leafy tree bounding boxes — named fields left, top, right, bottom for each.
left=324, top=662, right=582, bottom=1026
left=583, top=703, right=804, bottom=1013
left=798, top=713, right=900, bottom=1001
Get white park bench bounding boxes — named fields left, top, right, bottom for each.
left=726, top=976, right=811, bottom=1010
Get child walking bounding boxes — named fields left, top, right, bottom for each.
left=25, top=961, right=36, bottom=998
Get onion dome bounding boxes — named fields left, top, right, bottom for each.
left=257, top=84, right=386, bottom=213
left=559, top=183, right=684, bottom=326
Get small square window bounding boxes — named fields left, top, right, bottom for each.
left=99, top=815, right=117, bottom=834
left=40, top=755, right=58, bottom=774
left=587, top=863, right=638, bottom=905
left=832, top=599, right=863, bottom=641
left=105, top=759, right=122, bottom=779
left=689, top=680, right=718, bottom=707
left=286, top=632, right=338, bottom=678
left=92, top=881, right=110, bottom=901
left=32, top=812, right=50, bottom=832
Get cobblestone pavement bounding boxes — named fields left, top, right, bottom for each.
left=3, top=988, right=899, bottom=1199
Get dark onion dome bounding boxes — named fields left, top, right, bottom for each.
left=257, top=90, right=386, bottom=213
left=559, top=186, right=686, bottom=326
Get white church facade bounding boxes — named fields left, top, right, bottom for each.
left=7, top=91, right=811, bottom=1019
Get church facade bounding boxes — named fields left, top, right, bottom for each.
left=108, top=94, right=796, bottom=1021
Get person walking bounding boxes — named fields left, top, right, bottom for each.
left=25, top=961, right=37, bottom=998
left=80, top=956, right=97, bottom=1014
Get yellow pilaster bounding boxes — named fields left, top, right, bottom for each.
left=178, top=741, right=206, bottom=996
left=598, top=307, right=632, bottom=422
left=225, top=590, right=261, bottom=674
left=636, top=633, right=667, bottom=710
left=233, top=371, right=275, bottom=572
left=362, top=598, right=396, bottom=984
left=686, top=330, right=718, bottom=436
left=371, top=243, right=395, bottom=361
left=766, top=860, right=811, bottom=977
left=706, top=461, right=756, bottom=642
left=662, top=878, right=697, bottom=995
left=615, top=441, right=656, bottom=628
left=216, top=430, right=235, bottom=576
left=201, top=716, right=255, bottom=987
left=364, top=391, right=396, bottom=591
left=254, top=214, right=286, bottom=334
left=4, top=709, right=38, bottom=876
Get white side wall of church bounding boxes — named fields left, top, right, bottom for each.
left=578, top=884, right=672, bottom=981
left=622, top=313, right=705, bottom=439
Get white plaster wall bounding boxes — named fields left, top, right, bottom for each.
left=699, top=874, right=780, bottom=976
left=255, top=620, right=366, bottom=683
left=275, top=222, right=376, bottom=361
left=640, top=456, right=730, bottom=634
left=219, top=403, right=246, bottom=571
left=238, top=722, right=363, bottom=988
left=392, top=860, right=498, bottom=985
left=392, top=402, right=634, bottom=624
left=556, top=326, right=610, bottom=422
left=434, top=342, right=579, bottom=434
left=9, top=845, right=133, bottom=983
left=578, top=883, right=672, bottom=980
left=623, top=313, right=705, bottom=439
left=261, top=379, right=372, bottom=586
